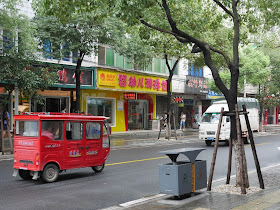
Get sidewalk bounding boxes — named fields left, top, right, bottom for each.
left=118, top=164, right=280, bottom=209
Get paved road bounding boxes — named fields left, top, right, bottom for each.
left=0, top=134, right=279, bottom=209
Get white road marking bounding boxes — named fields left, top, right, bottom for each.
left=119, top=194, right=166, bottom=207
left=0, top=158, right=13, bottom=162
left=277, top=147, right=280, bottom=151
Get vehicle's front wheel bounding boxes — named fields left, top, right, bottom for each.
left=205, top=141, right=212, bottom=146
left=19, top=169, right=32, bottom=180
left=42, top=163, right=59, bottom=183
left=92, top=164, right=105, bottom=173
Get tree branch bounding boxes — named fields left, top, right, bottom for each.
left=209, top=45, right=232, bottom=67
left=213, top=0, right=234, bottom=18
left=161, top=0, right=203, bottom=48
left=140, top=19, right=177, bottom=37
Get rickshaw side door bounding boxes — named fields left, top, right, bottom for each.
left=64, top=121, right=85, bottom=169
left=84, top=121, right=102, bottom=167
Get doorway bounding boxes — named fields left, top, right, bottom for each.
left=128, top=100, right=149, bottom=130
left=33, top=97, right=69, bottom=113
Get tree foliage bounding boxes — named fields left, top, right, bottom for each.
left=0, top=0, right=57, bottom=107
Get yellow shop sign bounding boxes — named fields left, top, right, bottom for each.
left=97, top=70, right=167, bottom=93
left=99, top=72, right=117, bottom=86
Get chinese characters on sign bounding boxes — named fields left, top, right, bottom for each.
left=57, top=68, right=93, bottom=86
left=124, top=93, right=137, bottom=100
left=118, top=74, right=167, bottom=91
left=186, top=76, right=208, bottom=94
left=174, top=96, right=183, bottom=103
left=98, top=70, right=167, bottom=93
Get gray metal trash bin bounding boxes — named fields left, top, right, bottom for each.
left=159, top=148, right=207, bottom=196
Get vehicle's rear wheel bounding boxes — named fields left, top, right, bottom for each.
left=19, top=169, right=32, bottom=180
left=42, top=163, right=59, bottom=183
left=205, top=141, right=212, bottom=146
left=92, top=164, right=105, bottom=173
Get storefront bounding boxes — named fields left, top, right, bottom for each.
left=31, top=65, right=95, bottom=113
left=82, top=69, right=167, bottom=132
left=173, top=75, right=208, bottom=128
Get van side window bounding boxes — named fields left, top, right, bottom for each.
left=86, top=122, right=101, bottom=139
left=41, top=120, right=63, bottom=140
left=17, top=121, right=39, bottom=137
left=66, top=122, right=83, bottom=140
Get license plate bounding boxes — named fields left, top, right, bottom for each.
left=207, top=138, right=214, bottom=140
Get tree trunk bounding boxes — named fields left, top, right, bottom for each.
left=75, top=51, right=85, bottom=113
left=164, top=53, right=179, bottom=139
left=165, top=76, right=172, bottom=139
left=228, top=97, right=249, bottom=188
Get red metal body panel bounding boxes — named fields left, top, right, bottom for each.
left=13, top=113, right=110, bottom=175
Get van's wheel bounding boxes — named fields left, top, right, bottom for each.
left=19, top=169, right=32, bottom=180
left=205, top=141, right=212, bottom=146
left=42, top=163, right=59, bottom=183
left=92, top=164, right=105, bottom=173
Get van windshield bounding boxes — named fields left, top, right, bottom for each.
left=202, top=113, right=220, bottom=123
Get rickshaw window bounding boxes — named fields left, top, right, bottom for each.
left=41, top=120, right=63, bottom=140
left=16, top=121, right=39, bottom=137
left=86, top=122, right=101, bottom=139
left=66, top=122, right=83, bottom=140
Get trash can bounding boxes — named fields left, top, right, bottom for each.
left=159, top=148, right=207, bottom=196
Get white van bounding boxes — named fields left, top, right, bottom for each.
left=199, top=98, right=259, bottom=146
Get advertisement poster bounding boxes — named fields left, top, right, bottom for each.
left=117, top=100, right=123, bottom=111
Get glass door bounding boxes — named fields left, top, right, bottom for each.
left=128, top=100, right=149, bottom=130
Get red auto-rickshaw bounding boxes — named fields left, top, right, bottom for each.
left=12, top=112, right=111, bottom=183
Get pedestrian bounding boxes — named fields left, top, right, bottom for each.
left=180, top=112, right=186, bottom=130
left=2, top=110, right=10, bottom=138
left=3, top=110, right=10, bottom=130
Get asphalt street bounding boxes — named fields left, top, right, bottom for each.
left=0, top=133, right=279, bottom=209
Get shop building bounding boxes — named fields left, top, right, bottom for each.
left=30, top=65, right=96, bottom=113
left=82, top=68, right=167, bottom=132
left=165, top=60, right=209, bottom=129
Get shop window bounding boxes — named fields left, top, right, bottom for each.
left=199, top=68, right=203, bottom=77
left=172, top=60, right=178, bottom=75
left=62, top=42, right=70, bottom=61
left=87, top=98, right=115, bottom=126
left=116, top=52, right=124, bottom=68
left=161, top=59, right=166, bottom=73
left=195, top=67, right=199, bottom=77
left=124, top=57, right=133, bottom=69
left=86, top=122, right=101, bottom=139
left=144, top=62, right=152, bottom=72
left=188, top=63, right=192, bottom=76
left=43, top=40, right=51, bottom=59
left=72, top=50, right=78, bottom=63
left=3, top=30, right=13, bottom=54
left=154, top=58, right=161, bottom=73
left=106, top=48, right=114, bottom=66
left=66, top=122, right=83, bottom=140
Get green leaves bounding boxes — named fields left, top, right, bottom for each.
left=0, top=0, right=58, bottom=102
